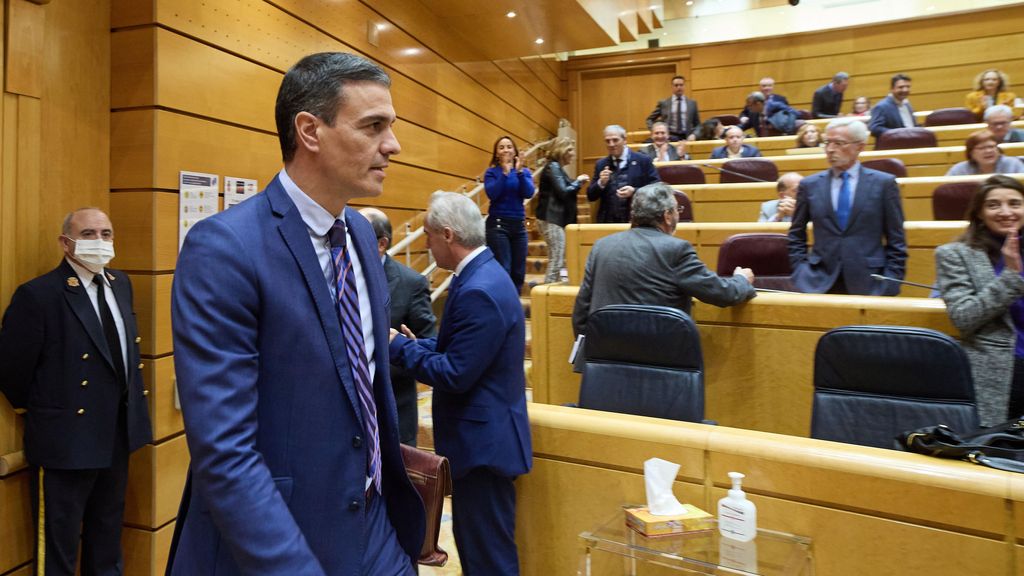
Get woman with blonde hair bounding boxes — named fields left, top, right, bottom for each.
left=535, top=137, right=589, bottom=283
left=966, top=69, right=1017, bottom=118
left=795, top=123, right=822, bottom=148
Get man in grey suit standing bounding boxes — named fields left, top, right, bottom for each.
left=572, top=183, right=756, bottom=336
left=788, top=117, right=908, bottom=295
left=646, top=75, right=700, bottom=141
left=361, top=207, right=436, bottom=446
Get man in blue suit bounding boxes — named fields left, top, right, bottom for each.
left=868, top=74, right=916, bottom=138
left=788, top=118, right=907, bottom=295
left=587, top=124, right=660, bottom=223
left=167, top=52, right=424, bottom=574
left=390, top=192, right=532, bottom=575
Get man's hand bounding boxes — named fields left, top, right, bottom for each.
left=616, top=186, right=635, bottom=199
left=734, top=267, right=755, bottom=284
left=598, top=167, right=612, bottom=187
left=777, top=197, right=796, bottom=217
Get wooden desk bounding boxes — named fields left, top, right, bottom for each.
left=529, top=287, right=954, bottom=436
left=517, top=403, right=1024, bottom=576
left=564, top=221, right=964, bottom=298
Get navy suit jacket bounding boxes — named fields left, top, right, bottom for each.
left=787, top=166, right=907, bottom=296
left=586, top=151, right=660, bottom=223
left=389, top=249, right=532, bottom=480
left=709, top=144, right=762, bottom=159
left=168, top=176, right=424, bottom=575
left=868, top=95, right=917, bottom=137
left=0, top=260, right=152, bottom=469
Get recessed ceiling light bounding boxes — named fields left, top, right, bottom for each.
left=402, top=48, right=420, bottom=56
left=507, top=10, right=516, bottom=18
left=686, top=1, right=693, bottom=5
left=535, top=38, right=544, bottom=44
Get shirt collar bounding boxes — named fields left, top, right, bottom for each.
left=455, top=246, right=487, bottom=276
left=278, top=168, right=343, bottom=236
left=65, top=257, right=106, bottom=287
left=831, top=161, right=861, bottom=178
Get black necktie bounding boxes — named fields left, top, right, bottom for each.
left=94, top=276, right=126, bottom=387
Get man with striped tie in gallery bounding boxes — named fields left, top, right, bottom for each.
left=167, top=52, right=424, bottom=574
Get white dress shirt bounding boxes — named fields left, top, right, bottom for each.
left=66, top=258, right=128, bottom=376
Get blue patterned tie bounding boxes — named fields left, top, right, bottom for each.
left=328, top=219, right=381, bottom=494
left=836, top=171, right=851, bottom=230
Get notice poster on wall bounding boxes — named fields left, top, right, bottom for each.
left=179, top=171, right=220, bottom=251
left=224, top=176, right=259, bottom=209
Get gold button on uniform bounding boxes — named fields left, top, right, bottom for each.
left=81, top=353, right=89, bottom=360
left=138, top=363, right=144, bottom=370
left=77, top=408, right=85, bottom=415
left=135, top=336, right=142, bottom=343
left=143, top=390, right=150, bottom=396
left=80, top=380, right=88, bottom=387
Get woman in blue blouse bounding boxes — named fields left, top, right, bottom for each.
left=484, top=135, right=535, bottom=294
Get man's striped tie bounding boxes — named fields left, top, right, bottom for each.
left=328, top=219, right=381, bottom=494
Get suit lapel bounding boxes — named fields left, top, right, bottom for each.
left=61, top=261, right=117, bottom=372
left=846, top=167, right=871, bottom=229
left=815, top=174, right=840, bottom=231
left=269, top=180, right=363, bottom=422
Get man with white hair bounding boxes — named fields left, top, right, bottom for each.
left=389, top=191, right=531, bottom=575
left=587, top=124, right=660, bottom=223
left=788, top=118, right=907, bottom=295
left=985, top=104, right=1024, bottom=143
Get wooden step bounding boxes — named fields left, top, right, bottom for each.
left=527, top=241, right=548, bottom=257
left=523, top=274, right=545, bottom=297
left=520, top=296, right=531, bottom=319
left=526, top=257, right=547, bottom=275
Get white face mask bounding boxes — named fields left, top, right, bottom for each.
left=68, top=238, right=115, bottom=273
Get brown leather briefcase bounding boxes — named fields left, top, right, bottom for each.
left=400, top=444, right=452, bottom=566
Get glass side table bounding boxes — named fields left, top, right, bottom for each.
left=579, top=507, right=813, bottom=575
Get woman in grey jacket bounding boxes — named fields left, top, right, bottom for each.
left=536, top=137, right=589, bottom=283
left=935, top=175, right=1024, bottom=426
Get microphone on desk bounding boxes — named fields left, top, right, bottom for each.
left=870, top=274, right=937, bottom=290
left=700, top=163, right=772, bottom=183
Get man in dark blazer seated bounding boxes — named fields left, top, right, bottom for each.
left=360, top=207, right=436, bottom=447
left=788, top=118, right=908, bottom=296
left=587, top=124, right=660, bottom=223
left=868, top=73, right=916, bottom=138
left=0, top=207, right=153, bottom=576
left=573, top=183, right=756, bottom=337
left=390, top=191, right=532, bottom=575
left=167, top=52, right=424, bottom=574
left=646, top=75, right=700, bottom=141
left=709, top=126, right=763, bottom=159
left=811, top=72, right=849, bottom=118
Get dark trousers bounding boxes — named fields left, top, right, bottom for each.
left=485, top=216, right=528, bottom=295
left=29, top=414, right=129, bottom=576
left=452, top=467, right=519, bottom=575
left=360, top=488, right=416, bottom=575
left=1009, top=357, right=1024, bottom=419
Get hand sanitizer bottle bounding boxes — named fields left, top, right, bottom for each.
left=718, top=472, right=757, bottom=542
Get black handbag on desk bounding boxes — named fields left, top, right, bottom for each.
left=898, top=419, right=1024, bottom=473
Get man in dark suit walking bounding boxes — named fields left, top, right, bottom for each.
left=646, top=75, right=700, bottom=141
left=360, top=207, right=436, bottom=446
left=573, top=183, right=755, bottom=336
left=0, top=207, right=153, bottom=576
left=167, top=52, right=424, bottom=574
left=587, top=124, right=660, bottom=224
left=390, top=191, right=532, bottom=575
left=788, top=117, right=908, bottom=295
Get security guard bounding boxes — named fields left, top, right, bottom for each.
left=0, top=207, right=152, bottom=576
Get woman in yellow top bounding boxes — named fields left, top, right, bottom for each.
left=966, top=69, right=1016, bottom=119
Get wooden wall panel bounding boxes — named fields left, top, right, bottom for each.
left=4, top=0, right=43, bottom=97
left=122, top=522, right=175, bottom=576
left=124, top=434, right=189, bottom=529
left=144, top=356, right=182, bottom=442
left=491, top=57, right=565, bottom=118
left=0, top=472, right=31, bottom=574
left=109, top=191, right=180, bottom=273
left=129, top=273, right=173, bottom=358
left=577, top=64, right=677, bottom=160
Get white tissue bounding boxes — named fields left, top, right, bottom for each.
left=644, top=457, right=687, bottom=516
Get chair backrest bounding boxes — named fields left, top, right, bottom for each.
left=861, top=158, right=907, bottom=178
left=874, top=127, right=938, bottom=150
left=673, top=190, right=694, bottom=223
left=716, top=233, right=793, bottom=290
left=711, top=114, right=740, bottom=126
left=580, top=305, right=704, bottom=423
left=658, top=164, right=706, bottom=185
left=932, top=181, right=979, bottom=220
left=811, top=325, right=979, bottom=449
left=925, top=107, right=979, bottom=126
left=720, top=159, right=779, bottom=184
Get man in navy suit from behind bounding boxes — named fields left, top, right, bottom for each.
left=167, top=52, right=424, bottom=574
left=788, top=117, right=907, bottom=295
left=390, top=192, right=532, bottom=575
left=587, top=124, right=660, bottom=223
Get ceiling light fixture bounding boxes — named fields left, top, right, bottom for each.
left=686, top=1, right=693, bottom=5
left=507, top=10, right=516, bottom=18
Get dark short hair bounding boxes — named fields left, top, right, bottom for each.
left=959, top=175, right=1024, bottom=258
left=890, top=73, right=911, bottom=88
left=275, top=52, right=391, bottom=162
left=672, top=75, right=686, bottom=83
left=364, top=211, right=393, bottom=248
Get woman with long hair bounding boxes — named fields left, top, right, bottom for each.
left=946, top=130, right=1024, bottom=176
left=936, top=175, right=1024, bottom=425
left=795, top=123, right=822, bottom=148
left=965, top=69, right=1017, bottom=118
left=535, top=137, right=589, bottom=283
left=483, top=135, right=535, bottom=294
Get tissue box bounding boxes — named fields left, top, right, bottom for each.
left=624, top=504, right=714, bottom=537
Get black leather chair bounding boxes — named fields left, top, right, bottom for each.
left=862, top=158, right=907, bottom=178
left=720, top=159, right=779, bottom=184
left=658, top=164, right=706, bottom=185
left=811, top=325, right=980, bottom=449
left=579, top=305, right=705, bottom=423
left=716, top=233, right=793, bottom=291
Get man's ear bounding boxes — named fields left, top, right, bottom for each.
left=442, top=227, right=455, bottom=244
left=294, top=111, right=320, bottom=155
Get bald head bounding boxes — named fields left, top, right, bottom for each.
left=777, top=172, right=803, bottom=199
